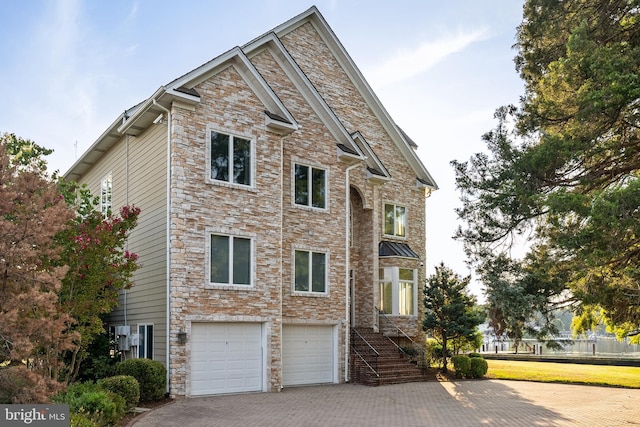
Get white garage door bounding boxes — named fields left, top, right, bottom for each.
left=190, top=323, right=263, bottom=395
left=282, top=325, right=334, bottom=386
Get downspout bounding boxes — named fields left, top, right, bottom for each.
left=279, top=135, right=284, bottom=391
left=124, top=135, right=130, bottom=328
left=153, top=99, right=171, bottom=394
left=344, top=163, right=359, bottom=383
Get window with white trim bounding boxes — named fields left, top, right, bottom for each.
left=100, top=172, right=112, bottom=215
left=138, top=324, right=153, bottom=359
left=210, top=234, right=252, bottom=286
left=379, top=267, right=416, bottom=315
left=294, top=250, right=327, bottom=293
left=384, top=203, right=406, bottom=237
left=294, top=164, right=326, bottom=209
left=208, top=130, right=252, bottom=186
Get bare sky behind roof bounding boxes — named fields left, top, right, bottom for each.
left=0, top=0, right=526, bottom=300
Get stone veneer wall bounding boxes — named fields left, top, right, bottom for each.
left=251, top=47, right=348, bottom=381
left=168, top=65, right=285, bottom=396
left=281, top=23, right=428, bottom=339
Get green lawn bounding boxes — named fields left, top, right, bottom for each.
left=486, top=359, right=640, bottom=388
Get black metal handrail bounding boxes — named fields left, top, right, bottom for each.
left=376, top=307, right=426, bottom=367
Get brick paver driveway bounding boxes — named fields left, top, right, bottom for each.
left=131, top=380, right=640, bottom=426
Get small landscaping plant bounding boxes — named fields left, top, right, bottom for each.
left=116, top=359, right=166, bottom=402
left=451, top=355, right=472, bottom=378
left=469, top=356, right=489, bottom=378
left=54, top=382, right=125, bottom=427
left=97, top=375, right=140, bottom=411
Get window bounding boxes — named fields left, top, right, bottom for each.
left=379, top=267, right=416, bottom=315
left=138, top=324, right=153, bottom=359
left=100, top=173, right=112, bottom=215
left=294, top=250, right=327, bottom=293
left=210, top=234, right=252, bottom=286
left=384, top=203, right=406, bottom=237
left=209, top=130, right=252, bottom=185
left=294, top=164, right=326, bottom=208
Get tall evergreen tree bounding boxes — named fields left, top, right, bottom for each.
left=453, top=0, right=640, bottom=340
left=423, top=263, right=484, bottom=372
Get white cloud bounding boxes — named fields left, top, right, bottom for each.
left=365, top=28, right=490, bottom=88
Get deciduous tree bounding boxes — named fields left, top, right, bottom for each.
left=0, top=133, right=76, bottom=402
left=56, top=181, right=140, bottom=383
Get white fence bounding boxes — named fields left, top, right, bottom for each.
left=482, top=335, right=640, bottom=357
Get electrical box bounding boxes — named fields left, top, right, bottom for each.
left=115, top=325, right=130, bottom=336
left=118, top=335, right=130, bottom=351
left=129, top=333, right=140, bottom=347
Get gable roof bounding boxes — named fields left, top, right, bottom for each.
left=269, top=6, right=437, bottom=190
left=350, top=131, right=391, bottom=183
left=243, top=32, right=361, bottom=156
left=65, top=6, right=436, bottom=190
left=65, top=47, right=299, bottom=181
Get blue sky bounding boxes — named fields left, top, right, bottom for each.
left=0, top=0, right=525, bottom=299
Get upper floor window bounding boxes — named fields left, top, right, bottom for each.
left=209, top=130, right=252, bottom=186
left=100, top=172, right=112, bottom=215
left=384, top=203, right=406, bottom=237
left=379, top=267, right=416, bottom=316
left=294, top=164, right=326, bottom=209
left=294, top=250, right=327, bottom=294
left=210, top=233, right=252, bottom=286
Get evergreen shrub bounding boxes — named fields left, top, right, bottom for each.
left=470, top=356, right=489, bottom=378
left=116, top=359, right=166, bottom=402
left=451, top=355, right=471, bottom=378
left=54, top=382, right=125, bottom=426
left=97, top=375, right=140, bottom=411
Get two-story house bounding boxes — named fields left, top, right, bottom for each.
left=65, top=6, right=437, bottom=397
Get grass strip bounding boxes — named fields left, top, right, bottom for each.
left=486, top=359, right=640, bottom=388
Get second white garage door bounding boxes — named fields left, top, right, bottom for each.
left=282, top=325, right=335, bottom=386
left=190, top=322, right=263, bottom=396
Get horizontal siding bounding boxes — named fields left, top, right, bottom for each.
left=76, top=123, right=168, bottom=364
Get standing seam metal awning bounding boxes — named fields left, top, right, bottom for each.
left=378, top=241, right=419, bottom=258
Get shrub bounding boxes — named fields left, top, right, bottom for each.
left=451, top=355, right=471, bottom=378
left=470, top=356, right=489, bottom=378
left=69, top=412, right=98, bottom=427
left=116, top=359, right=166, bottom=402
left=97, top=375, right=140, bottom=411
left=399, top=345, right=419, bottom=357
left=54, top=382, right=125, bottom=427
left=468, top=352, right=482, bottom=358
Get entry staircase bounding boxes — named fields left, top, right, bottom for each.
left=350, top=327, right=435, bottom=386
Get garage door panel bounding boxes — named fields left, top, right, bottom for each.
left=282, top=325, right=334, bottom=386
left=190, top=323, right=263, bottom=395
